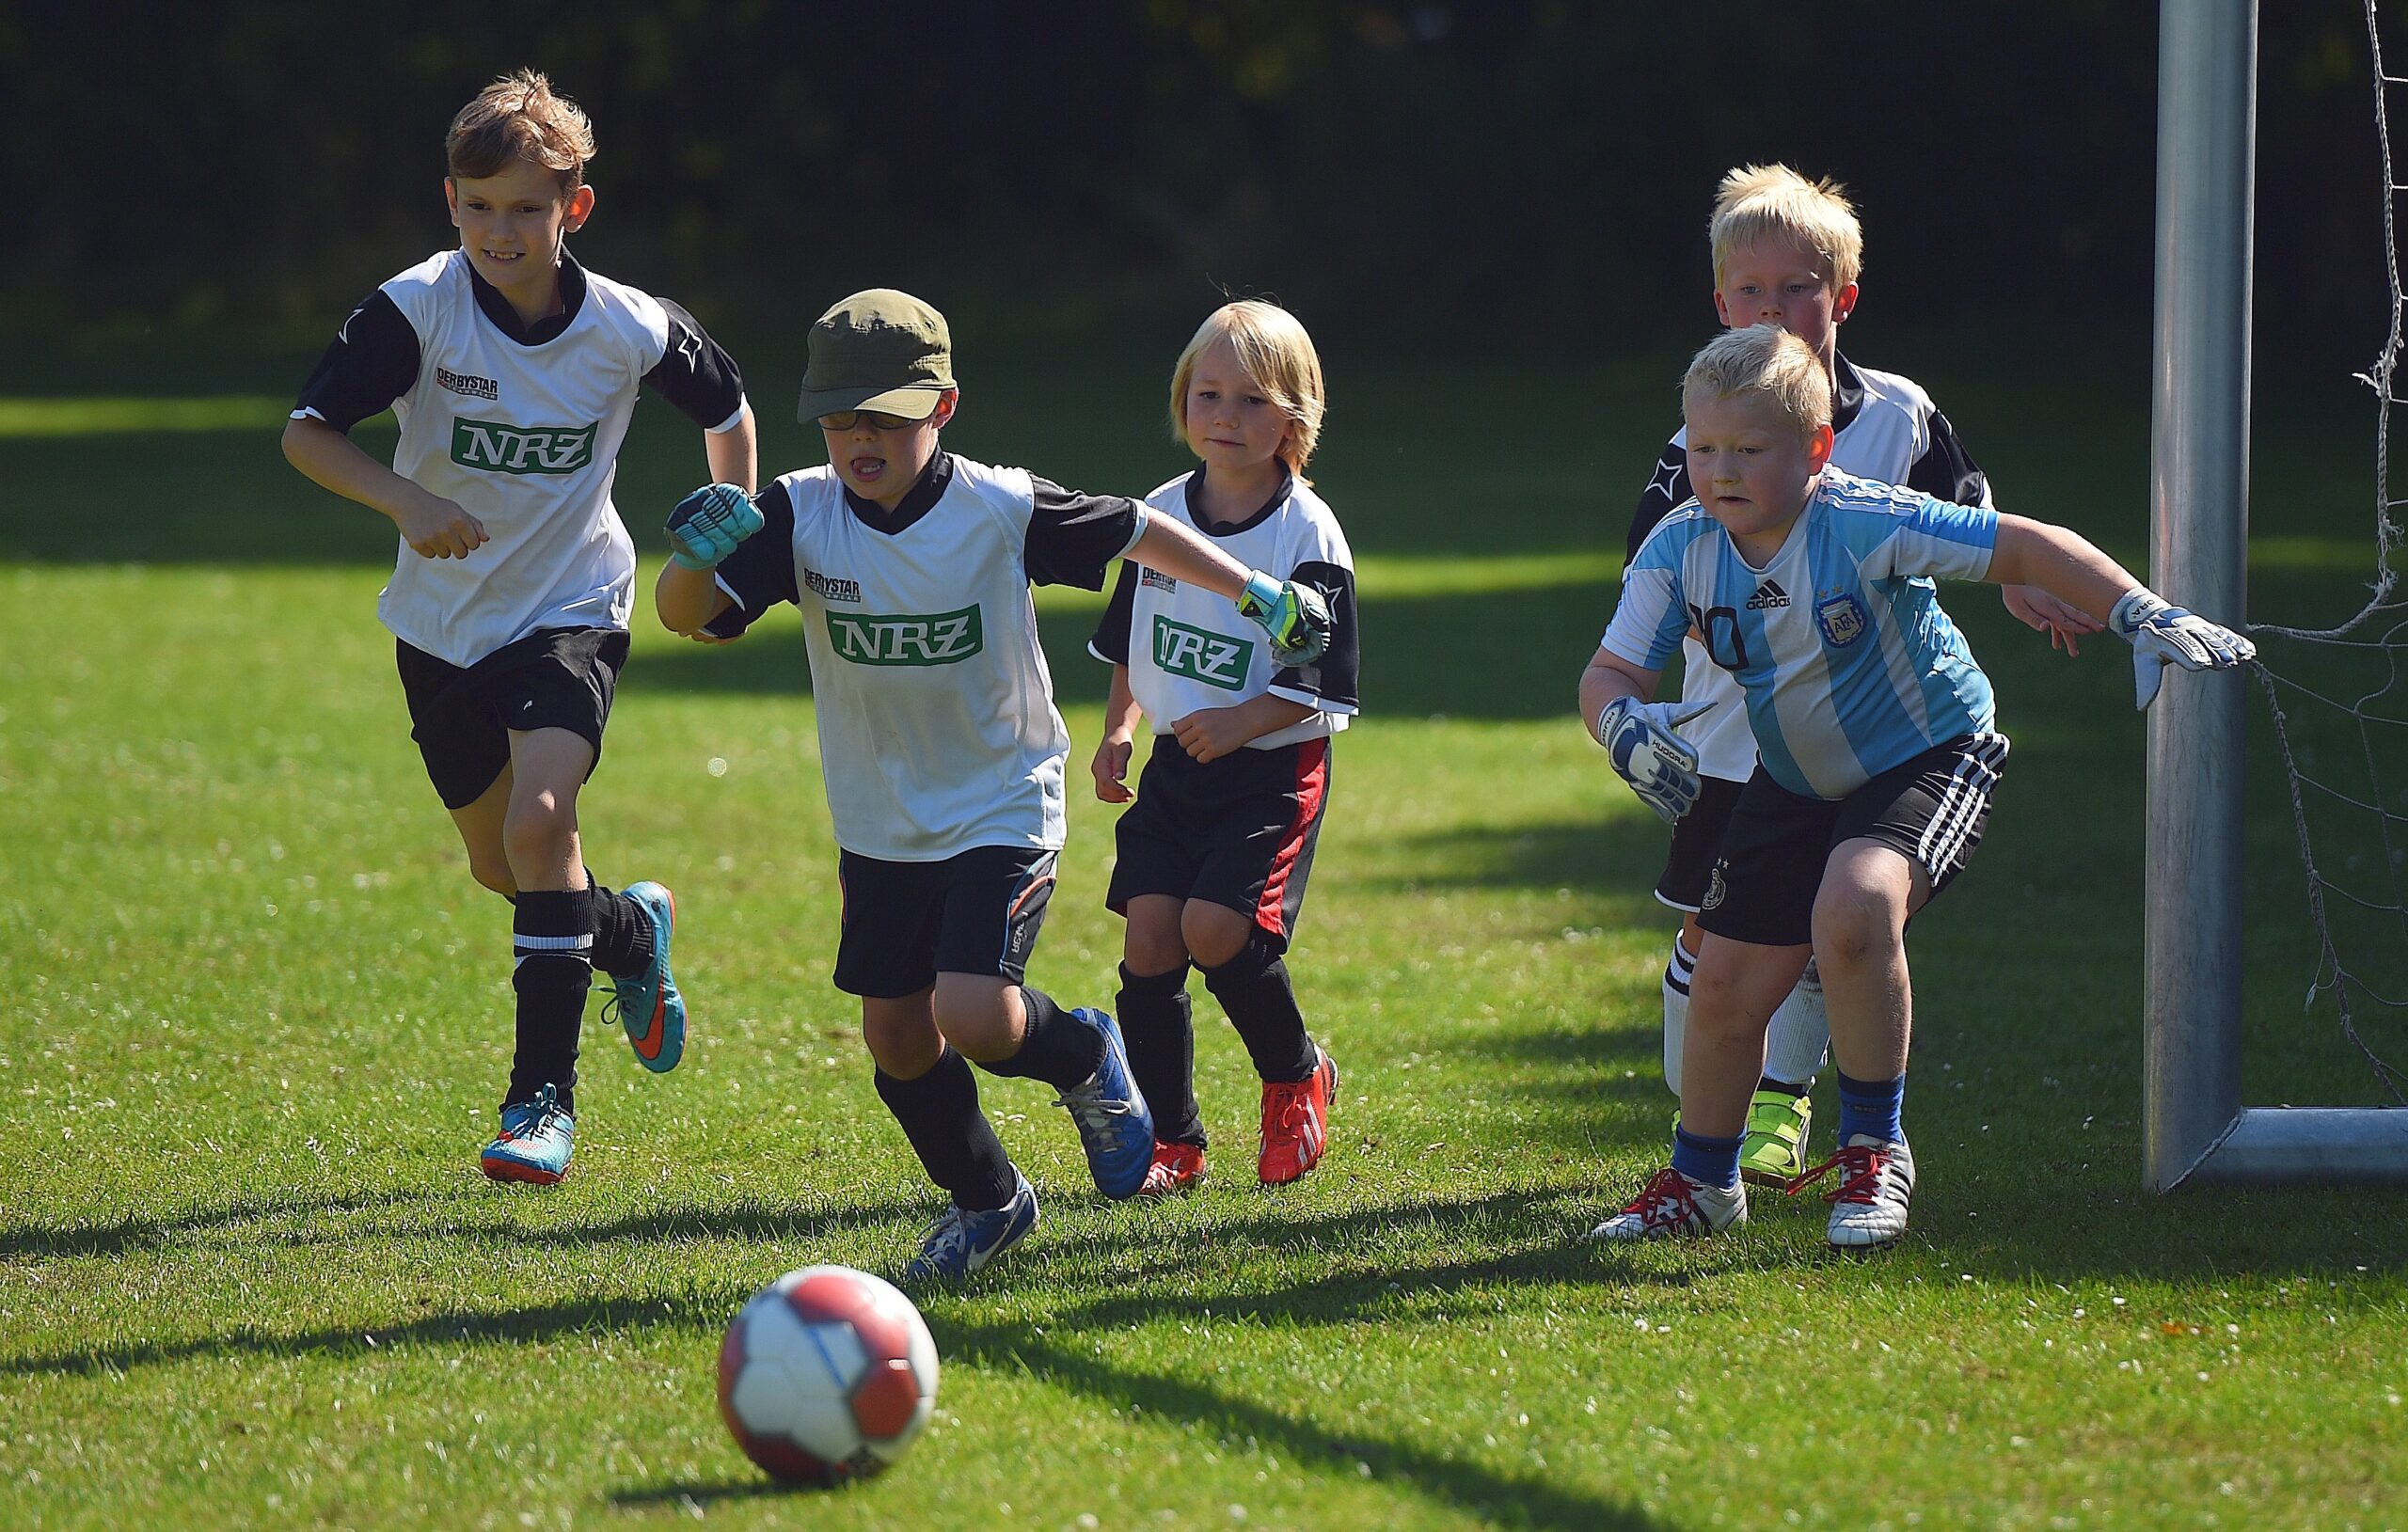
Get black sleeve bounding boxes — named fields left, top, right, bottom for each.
left=1272, top=560, right=1360, bottom=713
left=699, top=482, right=800, bottom=639
left=1902, top=409, right=1991, bottom=508
left=1626, top=435, right=1692, bottom=566
left=642, top=298, right=747, bottom=431
left=291, top=291, right=420, bottom=433
left=1088, top=561, right=1140, bottom=664
left=1024, top=477, right=1146, bottom=590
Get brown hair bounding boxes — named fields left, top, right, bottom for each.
left=445, top=70, right=594, bottom=195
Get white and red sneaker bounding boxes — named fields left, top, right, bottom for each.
left=1258, top=1048, right=1338, bottom=1186
left=1138, top=1140, right=1208, bottom=1195
left=1790, top=1134, right=1916, bottom=1249
left=1588, top=1166, right=1747, bottom=1241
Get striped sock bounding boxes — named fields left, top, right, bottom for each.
left=507, top=889, right=591, bottom=1111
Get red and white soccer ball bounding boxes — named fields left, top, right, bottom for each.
left=717, top=1264, right=940, bottom=1486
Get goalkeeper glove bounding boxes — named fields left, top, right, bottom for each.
left=1236, top=572, right=1334, bottom=667
left=2107, top=588, right=2256, bottom=710
left=666, top=483, right=764, bottom=571
left=1594, top=696, right=1708, bottom=824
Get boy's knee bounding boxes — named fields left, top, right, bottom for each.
left=502, top=795, right=578, bottom=860
left=468, top=859, right=517, bottom=897
left=931, top=974, right=1016, bottom=1061
left=1179, top=901, right=1254, bottom=969
left=1812, top=885, right=1903, bottom=970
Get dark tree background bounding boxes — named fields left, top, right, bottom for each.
left=1, top=1, right=2391, bottom=375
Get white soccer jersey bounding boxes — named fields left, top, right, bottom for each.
left=292, top=249, right=747, bottom=668
left=704, top=454, right=1148, bottom=861
left=1605, top=469, right=1999, bottom=800
left=1624, top=356, right=1996, bottom=781
left=1086, top=471, right=1360, bottom=748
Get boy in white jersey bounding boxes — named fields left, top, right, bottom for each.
left=1623, top=165, right=2101, bottom=1186
left=281, top=71, right=757, bottom=1185
left=1087, top=301, right=1359, bottom=1194
left=653, top=291, right=1332, bottom=1280
left=1582, top=324, right=2250, bottom=1250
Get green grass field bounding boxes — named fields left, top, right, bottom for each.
left=2, top=338, right=2402, bottom=1530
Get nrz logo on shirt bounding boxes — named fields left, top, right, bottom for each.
left=436, top=366, right=499, bottom=401
left=450, top=419, right=597, bottom=475
left=804, top=567, right=863, bottom=604
left=827, top=606, right=985, bottom=666
left=1152, top=617, right=1253, bottom=690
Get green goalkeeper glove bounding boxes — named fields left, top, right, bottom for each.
left=666, top=483, right=763, bottom=571
left=1236, top=572, right=1333, bottom=667
left=2107, top=588, right=2256, bottom=709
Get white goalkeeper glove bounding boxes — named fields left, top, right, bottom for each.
left=1594, top=697, right=1712, bottom=824
left=2107, top=588, right=2256, bottom=710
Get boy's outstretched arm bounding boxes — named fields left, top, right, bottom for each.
left=654, top=483, right=755, bottom=637
left=281, top=417, right=487, bottom=560
left=1986, top=514, right=2255, bottom=707
left=702, top=404, right=758, bottom=494
left=1124, top=515, right=1332, bottom=665
left=1579, top=648, right=1705, bottom=823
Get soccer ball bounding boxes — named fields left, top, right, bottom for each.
left=717, top=1264, right=940, bottom=1486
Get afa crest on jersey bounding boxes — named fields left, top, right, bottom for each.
left=1815, top=592, right=1870, bottom=648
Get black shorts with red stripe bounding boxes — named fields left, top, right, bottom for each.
left=832, top=845, right=1057, bottom=999
left=1107, top=734, right=1330, bottom=951
left=1698, top=732, right=2009, bottom=948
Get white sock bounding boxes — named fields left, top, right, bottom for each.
left=1762, top=956, right=1830, bottom=1087
left=1662, top=935, right=1696, bottom=1096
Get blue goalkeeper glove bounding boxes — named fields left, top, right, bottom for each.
left=666, top=483, right=763, bottom=571
left=2107, top=588, right=2256, bottom=710
left=1594, top=697, right=1711, bottom=824
left=1236, top=571, right=1333, bottom=667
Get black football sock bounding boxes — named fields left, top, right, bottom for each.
left=875, top=1049, right=1018, bottom=1211
left=1117, top=961, right=1202, bottom=1147
left=970, top=986, right=1106, bottom=1091
left=1200, top=934, right=1318, bottom=1084
left=579, top=875, right=656, bottom=979
left=506, top=889, right=590, bottom=1112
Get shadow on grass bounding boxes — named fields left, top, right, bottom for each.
left=0, top=1189, right=428, bottom=1259
left=606, top=1478, right=803, bottom=1510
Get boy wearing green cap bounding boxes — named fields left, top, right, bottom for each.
left=655, top=290, right=1330, bottom=1280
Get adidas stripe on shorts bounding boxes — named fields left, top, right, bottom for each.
left=1696, top=732, right=2009, bottom=948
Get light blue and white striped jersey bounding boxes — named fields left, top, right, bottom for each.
left=1602, top=469, right=1999, bottom=799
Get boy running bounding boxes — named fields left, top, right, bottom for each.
left=282, top=71, right=755, bottom=1185
left=1624, top=166, right=2099, bottom=1186
left=653, top=291, right=1331, bottom=1279
left=1583, top=324, right=2249, bottom=1249
left=1088, top=301, right=1359, bottom=1194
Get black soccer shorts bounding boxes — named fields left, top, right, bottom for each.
left=833, top=845, right=1057, bottom=999
left=1655, top=773, right=1749, bottom=912
left=1697, top=732, right=2010, bottom=948
left=395, top=626, right=628, bottom=810
left=1106, top=734, right=1329, bottom=950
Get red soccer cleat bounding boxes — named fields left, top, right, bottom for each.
left=1138, top=1141, right=1209, bottom=1196
left=1258, top=1048, right=1339, bottom=1187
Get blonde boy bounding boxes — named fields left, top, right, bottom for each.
left=283, top=71, right=757, bottom=1184
left=1582, top=324, right=2249, bottom=1249
left=1088, top=300, right=1359, bottom=1192
left=1624, top=165, right=2099, bottom=1185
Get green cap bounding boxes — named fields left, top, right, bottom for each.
left=795, top=289, right=955, bottom=422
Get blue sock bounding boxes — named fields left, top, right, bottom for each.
left=1836, top=1070, right=1906, bottom=1145
left=1671, top=1123, right=1743, bottom=1190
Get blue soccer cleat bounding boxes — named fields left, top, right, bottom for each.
left=902, top=1170, right=1039, bottom=1282
left=480, top=1084, right=575, bottom=1185
left=1053, top=1007, right=1155, bottom=1199
left=607, top=881, right=685, bottom=1073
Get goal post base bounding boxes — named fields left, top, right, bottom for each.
left=2155, top=1107, right=2408, bottom=1190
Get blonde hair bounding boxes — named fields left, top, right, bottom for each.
left=1684, top=324, right=1833, bottom=442
left=1709, top=164, right=1862, bottom=292
left=446, top=70, right=595, bottom=195
left=1168, top=300, right=1327, bottom=480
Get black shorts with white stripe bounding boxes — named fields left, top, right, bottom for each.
left=1696, top=733, right=2009, bottom=948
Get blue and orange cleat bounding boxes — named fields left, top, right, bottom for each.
left=1053, top=1007, right=1155, bottom=1199
left=607, top=880, right=685, bottom=1073
left=480, top=1084, right=575, bottom=1185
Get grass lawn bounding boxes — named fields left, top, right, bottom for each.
left=0, top=335, right=2401, bottom=1530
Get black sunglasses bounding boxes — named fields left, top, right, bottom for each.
left=816, top=409, right=920, bottom=432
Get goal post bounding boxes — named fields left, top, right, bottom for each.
left=2144, top=0, right=2408, bottom=1188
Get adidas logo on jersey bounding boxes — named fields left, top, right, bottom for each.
left=1152, top=616, right=1253, bottom=690
left=1745, top=579, right=1791, bottom=611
